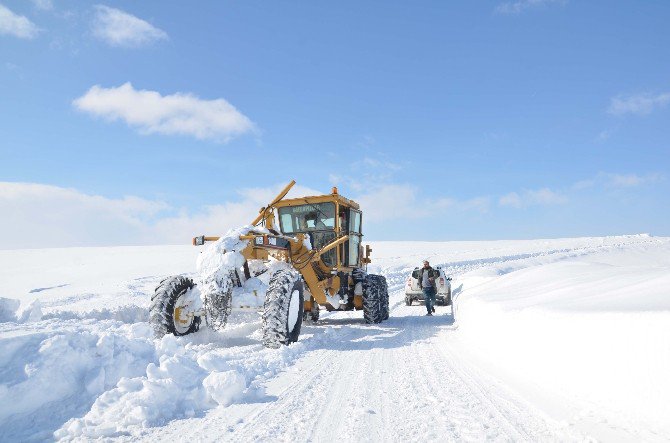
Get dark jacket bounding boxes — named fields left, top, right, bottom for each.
left=417, top=267, right=438, bottom=289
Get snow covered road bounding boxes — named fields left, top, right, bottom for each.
left=1, top=234, right=669, bottom=441
left=156, top=307, right=572, bottom=443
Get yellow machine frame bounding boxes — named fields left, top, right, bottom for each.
left=193, top=180, right=373, bottom=312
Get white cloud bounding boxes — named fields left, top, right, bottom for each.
left=330, top=154, right=406, bottom=193
left=73, top=82, right=255, bottom=142
left=453, top=196, right=491, bottom=213
left=355, top=184, right=490, bottom=223
left=495, top=0, right=565, bottom=15
left=152, top=183, right=322, bottom=243
left=0, top=182, right=322, bottom=249
left=0, top=182, right=168, bottom=249
left=606, top=174, right=645, bottom=188
left=356, top=157, right=402, bottom=172
left=0, top=4, right=40, bottom=39
left=574, top=172, right=664, bottom=190
left=499, top=192, right=523, bottom=208
left=92, top=5, right=167, bottom=48
left=31, top=0, right=53, bottom=11
left=499, top=188, right=568, bottom=208
left=608, top=92, right=670, bottom=116
left=356, top=184, right=429, bottom=223
left=595, top=130, right=611, bottom=143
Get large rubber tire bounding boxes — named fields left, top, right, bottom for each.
left=262, top=270, right=304, bottom=348
left=363, top=274, right=387, bottom=324
left=405, top=296, right=412, bottom=306
left=202, top=273, right=233, bottom=331
left=150, top=276, right=201, bottom=338
left=381, top=280, right=390, bottom=321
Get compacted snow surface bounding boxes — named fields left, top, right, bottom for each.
left=1, top=234, right=669, bottom=442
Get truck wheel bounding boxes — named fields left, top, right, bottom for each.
left=363, top=274, right=386, bottom=324
left=443, top=289, right=452, bottom=306
left=150, top=276, right=201, bottom=338
left=262, top=270, right=304, bottom=348
left=405, top=296, right=412, bottom=306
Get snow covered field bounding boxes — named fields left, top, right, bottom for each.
left=1, top=234, right=669, bottom=442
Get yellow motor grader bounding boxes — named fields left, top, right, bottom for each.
left=150, top=180, right=389, bottom=348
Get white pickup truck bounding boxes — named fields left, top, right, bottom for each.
left=404, top=267, right=452, bottom=306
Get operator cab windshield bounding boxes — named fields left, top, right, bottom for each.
left=278, top=203, right=337, bottom=267
left=278, top=203, right=335, bottom=234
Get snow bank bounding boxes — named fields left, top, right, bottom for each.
left=0, top=322, right=156, bottom=441
left=0, top=297, right=19, bottom=322
left=42, top=304, right=149, bottom=323
left=1, top=234, right=667, bottom=441
left=16, top=299, right=42, bottom=322
left=0, top=297, right=42, bottom=323
left=452, top=238, right=670, bottom=438
left=54, top=328, right=317, bottom=439
left=0, top=245, right=201, bottom=308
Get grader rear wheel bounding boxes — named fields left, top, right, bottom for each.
left=381, top=281, right=390, bottom=321
left=363, top=274, right=387, bottom=324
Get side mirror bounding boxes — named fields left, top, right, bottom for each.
left=193, top=235, right=205, bottom=246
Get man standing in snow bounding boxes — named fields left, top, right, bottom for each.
left=418, top=260, right=438, bottom=316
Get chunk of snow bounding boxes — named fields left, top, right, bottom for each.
left=16, top=299, right=42, bottom=323
left=0, top=297, right=19, bottom=322
left=203, top=370, right=247, bottom=406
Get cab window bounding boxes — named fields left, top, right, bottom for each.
left=350, top=210, right=362, bottom=234
left=278, top=203, right=335, bottom=234
left=344, top=209, right=363, bottom=266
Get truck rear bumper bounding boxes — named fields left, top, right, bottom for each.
left=405, top=291, right=449, bottom=300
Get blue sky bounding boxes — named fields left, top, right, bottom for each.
left=1, top=0, right=669, bottom=248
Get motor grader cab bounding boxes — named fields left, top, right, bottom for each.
left=150, top=180, right=389, bottom=348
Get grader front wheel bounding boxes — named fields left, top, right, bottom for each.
left=150, top=276, right=201, bottom=338
left=262, top=270, right=305, bottom=348
left=203, top=273, right=234, bottom=331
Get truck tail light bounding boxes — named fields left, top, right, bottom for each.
left=439, top=278, right=444, bottom=285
